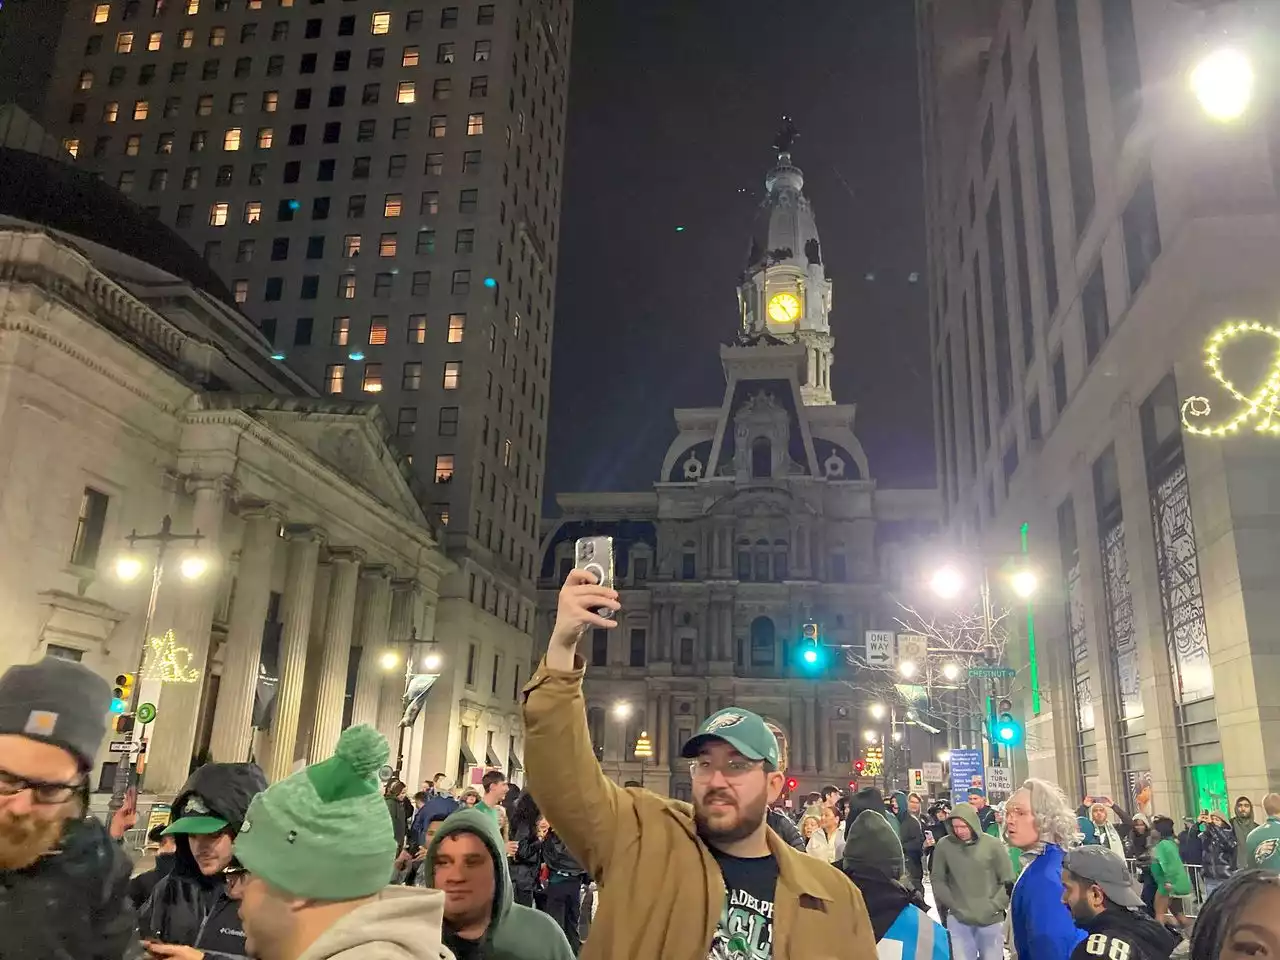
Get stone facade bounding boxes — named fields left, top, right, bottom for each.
left=0, top=215, right=528, bottom=794
left=536, top=145, right=940, bottom=799
left=918, top=0, right=1280, bottom=814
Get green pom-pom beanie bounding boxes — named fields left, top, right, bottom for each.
left=233, top=725, right=397, bottom=900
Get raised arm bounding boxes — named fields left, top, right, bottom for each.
left=521, top=569, right=622, bottom=881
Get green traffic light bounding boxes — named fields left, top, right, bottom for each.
left=802, top=648, right=818, bottom=665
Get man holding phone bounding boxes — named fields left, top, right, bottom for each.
left=522, top=566, right=876, bottom=960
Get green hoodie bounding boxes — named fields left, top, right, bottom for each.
left=1150, top=835, right=1193, bottom=896
left=929, top=802, right=1013, bottom=927
left=424, top=807, right=574, bottom=960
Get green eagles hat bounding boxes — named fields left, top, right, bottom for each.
left=163, top=795, right=229, bottom=836
left=233, top=724, right=397, bottom=901
left=680, top=707, right=780, bottom=769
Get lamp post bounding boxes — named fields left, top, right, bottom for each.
left=111, top=514, right=206, bottom=808
left=634, top=730, right=653, bottom=788
left=381, top=627, right=443, bottom=778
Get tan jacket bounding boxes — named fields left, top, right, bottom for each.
left=522, top=656, right=878, bottom=960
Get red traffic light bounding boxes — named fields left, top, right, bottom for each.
left=785, top=777, right=798, bottom=792
left=853, top=759, right=866, bottom=775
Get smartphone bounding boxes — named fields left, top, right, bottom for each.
left=574, top=536, right=615, bottom=619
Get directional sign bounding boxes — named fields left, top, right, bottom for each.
left=108, top=740, right=142, bottom=754
left=137, top=702, right=157, bottom=724
left=865, top=631, right=894, bottom=668
left=968, top=666, right=1016, bottom=679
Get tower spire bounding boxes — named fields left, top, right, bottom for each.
left=736, top=120, right=835, bottom=405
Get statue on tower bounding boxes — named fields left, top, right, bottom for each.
left=773, top=116, right=798, bottom=155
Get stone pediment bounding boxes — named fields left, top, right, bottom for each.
left=239, top=400, right=426, bottom=525
left=706, top=486, right=816, bottom=518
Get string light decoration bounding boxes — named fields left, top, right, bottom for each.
left=1181, top=320, right=1280, bottom=437
left=141, top=629, right=202, bottom=683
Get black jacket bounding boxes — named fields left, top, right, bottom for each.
left=1, top=816, right=141, bottom=960
left=842, top=865, right=930, bottom=942
left=542, top=830, right=585, bottom=880
left=139, top=762, right=266, bottom=958
left=1070, top=905, right=1180, bottom=960
left=767, top=808, right=807, bottom=852
left=509, top=820, right=544, bottom=899
left=128, top=852, right=176, bottom=910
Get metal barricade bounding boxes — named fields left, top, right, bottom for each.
left=1124, top=856, right=1210, bottom=917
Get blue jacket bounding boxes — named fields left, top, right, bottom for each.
left=409, top=793, right=459, bottom=844
left=882, top=904, right=949, bottom=960
left=1012, top=843, right=1085, bottom=960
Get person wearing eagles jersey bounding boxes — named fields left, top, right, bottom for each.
left=1245, top=794, right=1280, bottom=873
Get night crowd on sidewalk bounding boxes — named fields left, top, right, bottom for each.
left=4, top=570, right=1280, bottom=959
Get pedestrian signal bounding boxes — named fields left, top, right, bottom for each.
left=785, top=777, right=799, bottom=792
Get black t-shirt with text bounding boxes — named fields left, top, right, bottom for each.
left=707, top=848, right=779, bottom=960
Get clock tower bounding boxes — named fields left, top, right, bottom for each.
left=738, top=121, right=835, bottom=406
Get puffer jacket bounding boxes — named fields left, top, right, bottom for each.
left=508, top=819, right=544, bottom=902
left=542, top=830, right=586, bottom=880
left=139, top=762, right=267, bottom=958
left=1201, top=822, right=1237, bottom=880
left=1, top=815, right=142, bottom=960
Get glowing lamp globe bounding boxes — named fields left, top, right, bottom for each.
left=1191, top=47, right=1254, bottom=122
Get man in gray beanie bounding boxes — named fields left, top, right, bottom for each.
left=0, top=655, right=141, bottom=959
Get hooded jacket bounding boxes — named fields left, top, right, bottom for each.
left=1232, top=798, right=1259, bottom=870
left=139, top=761, right=267, bottom=958
left=294, top=886, right=454, bottom=960
left=1069, top=905, right=1180, bottom=960
left=929, top=803, right=1013, bottom=927
left=1, top=815, right=141, bottom=960
left=424, top=807, right=574, bottom=960
left=891, top=790, right=925, bottom=887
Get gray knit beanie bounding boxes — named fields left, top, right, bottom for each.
left=0, top=657, right=111, bottom=769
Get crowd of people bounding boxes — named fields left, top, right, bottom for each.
left=4, top=570, right=1280, bottom=959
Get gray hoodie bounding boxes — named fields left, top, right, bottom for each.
left=295, top=887, right=454, bottom=960
left=929, top=802, right=1014, bottom=927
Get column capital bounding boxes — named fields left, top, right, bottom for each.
left=186, top=473, right=238, bottom=499
left=237, top=499, right=287, bottom=524
left=391, top=577, right=420, bottom=595
left=284, top=523, right=328, bottom=546
left=360, top=563, right=395, bottom=582
left=327, top=546, right=367, bottom=566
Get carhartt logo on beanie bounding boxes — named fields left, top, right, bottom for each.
left=233, top=725, right=397, bottom=901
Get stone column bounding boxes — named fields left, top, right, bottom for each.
left=208, top=505, right=281, bottom=763
left=263, top=525, right=323, bottom=783
left=351, top=565, right=394, bottom=729
left=292, top=560, right=331, bottom=766
left=145, top=476, right=233, bottom=794
left=311, top=548, right=364, bottom=760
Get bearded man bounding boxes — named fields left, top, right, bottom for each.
left=0, top=656, right=139, bottom=959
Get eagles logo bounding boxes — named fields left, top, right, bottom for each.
left=705, top=712, right=747, bottom=733
left=1256, top=838, right=1279, bottom=864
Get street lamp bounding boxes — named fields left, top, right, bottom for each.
left=929, top=565, right=964, bottom=600
left=1010, top=569, right=1038, bottom=600
left=383, top=627, right=443, bottom=777
left=863, top=730, right=878, bottom=743
left=1191, top=46, right=1254, bottom=122
left=898, top=660, right=918, bottom=678
left=111, top=514, right=206, bottom=807
left=941, top=662, right=960, bottom=682
left=379, top=650, right=400, bottom=671
left=937, top=750, right=951, bottom=764
left=869, top=703, right=887, bottom=720
left=613, top=701, right=632, bottom=720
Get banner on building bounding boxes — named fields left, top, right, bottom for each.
left=1125, top=769, right=1154, bottom=819
left=399, top=673, right=439, bottom=727
left=949, top=749, right=985, bottom=799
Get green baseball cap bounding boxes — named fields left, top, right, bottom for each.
left=680, top=707, right=780, bottom=769
left=163, top=795, right=228, bottom=835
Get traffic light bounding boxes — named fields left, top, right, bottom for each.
left=853, top=758, right=867, bottom=777
left=797, top=621, right=825, bottom=672
left=993, top=712, right=1024, bottom=747
left=785, top=777, right=799, bottom=793
left=112, top=713, right=136, bottom=735
left=110, top=673, right=134, bottom=715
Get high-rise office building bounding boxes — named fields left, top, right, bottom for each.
left=40, top=0, right=573, bottom=783
left=918, top=0, right=1280, bottom=816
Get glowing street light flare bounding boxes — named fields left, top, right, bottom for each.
left=929, top=566, right=964, bottom=599
left=898, top=659, right=918, bottom=678
left=115, top=554, right=145, bottom=582
left=613, top=701, right=632, bottom=720
left=941, top=662, right=960, bottom=682
left=422, top=652, right=442, bottom=671
left=937, top=750, right=951, bottom=763
left=1191, top=47, right=1254, bottom=122
left=1010, top=569, right=1038, bottom=599
left=863, top=730, right=878, bottom=743
left=179, top=554, right=209, bottom=581
left=869, top=703, right=887, bottom=720
left=379, top=650, right=400, bottom=671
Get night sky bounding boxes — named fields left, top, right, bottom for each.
left=544, top=0, right=934, bottom=509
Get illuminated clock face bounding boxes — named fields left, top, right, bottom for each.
left=767, top=292, right=801, bottom=324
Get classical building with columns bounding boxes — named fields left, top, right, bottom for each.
left=0, top=126, right=529, bottom=794
left=918, top=0, right=1280, bottom=816
left=535, top=138, right=940, bottom=800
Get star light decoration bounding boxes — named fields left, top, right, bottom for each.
left=1181, top=320, right=1280, bottom=437
left=141, top=629, right=202, bottom=683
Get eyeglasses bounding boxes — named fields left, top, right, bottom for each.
left=0, top=767, right=84, bottom=805
left=688, top=758, right=764, bottom=781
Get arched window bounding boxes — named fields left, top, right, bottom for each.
left=751, top=436, right=771, bottom=479
left=750, top=616, right=775, bottom=667
left=587, top=706, right=605, bottom=760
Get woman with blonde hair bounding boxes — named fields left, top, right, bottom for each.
left=1004, top=778, right=1084, bottom=960
left=800, top=813, right=821, bottom=842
